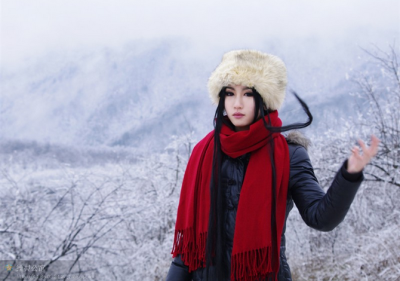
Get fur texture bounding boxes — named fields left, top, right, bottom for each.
left=208, top=50, right=287, bottom=110
left=286, top=131, right=311, bottom=150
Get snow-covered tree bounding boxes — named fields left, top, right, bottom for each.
left=286, top=44, right=400, bottom=280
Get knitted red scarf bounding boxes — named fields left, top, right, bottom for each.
left=172, top=111, right=290, bottom=281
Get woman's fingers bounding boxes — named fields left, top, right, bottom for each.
left=357, top=139, right=367, bottom=154
left=357, top=135, right=380, bottom=160
left=351, top=146, right=360, bottom=158
left=347, top=135, right=380, bottom=173
left=357, top=135, right=379, bottom=162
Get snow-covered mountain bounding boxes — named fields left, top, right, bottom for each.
left=0, top=39, right=384, bottom=154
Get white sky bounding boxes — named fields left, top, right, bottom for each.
left=1, top=0, right=399, bottom=68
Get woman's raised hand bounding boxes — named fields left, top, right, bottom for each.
left=347, top=135, right=380, bottom=173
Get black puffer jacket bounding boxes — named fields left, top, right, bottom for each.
left=166, top=140, right=363, bottom=281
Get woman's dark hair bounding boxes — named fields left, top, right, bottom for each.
left=205, top=87, right=312, bottom=280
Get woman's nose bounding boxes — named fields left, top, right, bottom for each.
left=234, top=96, right=243, bottom=108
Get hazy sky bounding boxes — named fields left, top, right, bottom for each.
left=1, top=0, right=399, bottom=68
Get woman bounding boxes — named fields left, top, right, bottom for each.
left=166, top=50, right=379, bottom=281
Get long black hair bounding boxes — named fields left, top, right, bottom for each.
left=204, top=87, right=312, bottom=280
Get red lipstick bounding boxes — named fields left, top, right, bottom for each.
left=233, top=112, right=244, bottom=118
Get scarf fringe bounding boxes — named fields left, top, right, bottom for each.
left=171, top=227, right=207, bottom=272
left=231, top=247, right=276, bottom=281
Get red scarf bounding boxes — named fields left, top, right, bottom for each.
left=172, top=111, right=290, bottom=281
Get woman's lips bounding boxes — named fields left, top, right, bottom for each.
left=233, top=113, right=244, bottom=119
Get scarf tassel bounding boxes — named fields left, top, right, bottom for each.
left=171, top=228, right=207, bottom=272
left=231, top=247, right=276, bottom=281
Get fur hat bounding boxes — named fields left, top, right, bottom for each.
left=207, top=50, right=287, bottom=110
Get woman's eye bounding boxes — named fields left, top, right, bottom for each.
left=244, top=92, right=254, bottom=96
left=226, top=92, right=234, bottom=96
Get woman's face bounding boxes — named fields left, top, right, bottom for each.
left=224, top=84, right=255, bottom=131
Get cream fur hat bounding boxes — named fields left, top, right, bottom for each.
left=207, top=50, right=287, bottom=110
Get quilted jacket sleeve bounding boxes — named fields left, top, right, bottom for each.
left=288, top=144, right=364, bottom=232
left=165, top=255, right=192, bottom=281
